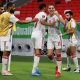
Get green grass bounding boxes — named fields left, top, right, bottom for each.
left=0, top=56, right=80, bottom=80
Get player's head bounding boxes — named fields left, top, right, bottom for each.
left=39, top=3, right=46, bottom=11
left=6, top=2, right=16, bottom=13
left=64, top=10, right=73, bottom=21
left=48, top=4, right=55, bottom=15
left=0, top=4, right=4, bottom=14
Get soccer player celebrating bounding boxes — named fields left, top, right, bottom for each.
left=46, top=5, right=62, bottom=77
left=0, top=2, right=30, bottom=75
left=55, top=10, right=80, bottom=72
left=27, top=3, right=55, bottom=76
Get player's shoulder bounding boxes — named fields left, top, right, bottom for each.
left=2, top=12, right=11, bottom=17
left=71, top=18, right=75, bottom=21
left=2, top=12, right=10, bottom=15
left=71, top=18, right=76, bottom=23
left=37, top=11, right=47, bottom=16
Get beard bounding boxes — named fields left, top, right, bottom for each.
left=67, top=18, right=71, bottom=21
left=10, top=9, right=15, bottom=14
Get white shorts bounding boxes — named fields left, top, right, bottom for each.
left=0, top=36, right=12, bottom=51
left=47, top=35, right=62, bottom=49
left=31, top=30, right=44, bottom=49
left=68, top=39, right=78, bottom=47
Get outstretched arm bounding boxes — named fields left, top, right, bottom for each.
left=17, top=18, right=38, bottom=24
left=17, top=20, right=31, bottom=24
left=10, top=15, right=31, bottom=24
left=40, top=19, right=56, bottom=27
left=54, top=11, right=65, bottom=25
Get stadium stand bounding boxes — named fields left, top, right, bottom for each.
left=15, top=0, right=80, bottom=21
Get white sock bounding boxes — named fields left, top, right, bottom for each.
left=2, top=58, right=8, bottom=72
left=57, top=61, right=62, bottom=73
left=66, top=57, right=70, bottom=68
left=73, top=57, right=79, bottom=69
left=32, top=55, right=40, bottom=73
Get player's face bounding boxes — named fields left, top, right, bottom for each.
left=48, top=5, right=55, bottom=15
left=65, top=13, right=72, bottom=21
left=10, top=4, right=16, bottom=13
left=0, top=7, right=4, bottom=14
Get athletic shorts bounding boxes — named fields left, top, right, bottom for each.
left=47, top=35, right=62, bottom=49
left=0, top=36, right=12, bottom=51
left=68, top=39, right=78, bottom=47
left=31, top=30, right=44, bottom=49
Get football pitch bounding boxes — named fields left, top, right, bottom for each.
left=0, top=56, right=80, bottom=80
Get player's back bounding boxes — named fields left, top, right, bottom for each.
left=33, top=11, right=47, bottom=33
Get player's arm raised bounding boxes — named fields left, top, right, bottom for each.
left=54, top=11, right=65, bottom=25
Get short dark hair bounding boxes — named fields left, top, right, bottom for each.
left=65, top=11, right=73, bottom=15
left=6, top=2, right=14, bottom=9
left=0, top=4, right=3, bottom=7
left=39, top=3, right=46, bottom=10
left=48, top=4, right=55, bottom=7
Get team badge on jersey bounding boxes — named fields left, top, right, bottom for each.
left=42, top=15, right=45, bottom=18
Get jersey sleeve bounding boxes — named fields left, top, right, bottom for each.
left=10, top=15, right=19, bottom=24
left=35, top=12, right=47, bottom=21
left=40, top=13, right=47, bottom=20
left=71, top=19, right=76, bottom=28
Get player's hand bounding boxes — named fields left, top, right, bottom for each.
left=49, top=21, right=56, bottom=27
left=25, top=20, right=32, bottom=23
left=62, top=32, right=68, bottom=37
left=54, top=11, right=59, bottom=16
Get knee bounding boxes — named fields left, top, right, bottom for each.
left=56, top=53, right=62, bottom=61
left=47, top=54, right=54, bottom=60
left=35, top=52, right=41, bottom=57
left=71, top=53, right=76, bottom=58
left=2, top=51, right=10, bottom=59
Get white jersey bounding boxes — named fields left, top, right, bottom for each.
left=47, top=15, right=61, bottom=36
left=33, top=11, right=47, bottom=34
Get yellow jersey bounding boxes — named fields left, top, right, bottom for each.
left=65, top=18, right=78, bottom=40
left=0, top=12, right=12, bottom=36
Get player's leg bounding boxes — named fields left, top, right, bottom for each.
left=31, top=31, right=43, bottom=76
left=70, top=46, right=79, bottom=72
left=1, top=38, right=12, bottom=75
left=47, top=38, right=56, bottom=64
left=2, top=51, right=11, bottom=75
left=32, top=49, right=41, bottom=76
left=47, top=49, right=57, bottom=64
left=55, top=41, right=62, bottom=77
left=62, top=47, right=71, bottom=71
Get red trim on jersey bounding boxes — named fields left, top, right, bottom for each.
left=34, top=18, right=39, bottom=28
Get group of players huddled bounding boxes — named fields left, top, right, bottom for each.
left=0, top=2, right=79, bottom=77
